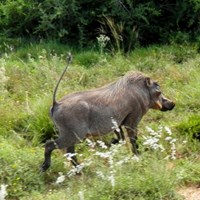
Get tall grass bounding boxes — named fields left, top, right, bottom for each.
left=0, top=41, right=200, bottom=199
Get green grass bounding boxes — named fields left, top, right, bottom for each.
left=0, top=41, right=200, bottom=199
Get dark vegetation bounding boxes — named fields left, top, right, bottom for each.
left=1, top=0, right=200, bottom=51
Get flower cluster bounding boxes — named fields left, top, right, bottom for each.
left=0, top=184, right=8, bottom=200
left=55, top=172, right=65, bottom=184
left=143, top=126, right=165, bottom=151
left=143, top=126, right=177, bottom=160
left=0, top=67, right=9, bottom=94
left=55, top=121, right=176, bottom=194
left=95, top=140, right=116, bottom=187
left=164, top=126, right=177, bottom=160
left=96, top=34, right=110, bottom=54
left=111, top=117, right=120, bottom=133
left=56, top=136, right=132, bottom=185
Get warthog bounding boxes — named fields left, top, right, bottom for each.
left=41, top=55, right=175, bottom=171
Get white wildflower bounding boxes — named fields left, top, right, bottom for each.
left=119, top=139, right=126, bottom=145
left=170, top=143, right=176, bottom=160
left=78, top=190, right=84, bottom=200
left=95, top=151, right=111, bottom=158
left=116, top=157, right=130, bottom=166
left=108, top=173, right=115, bottom=187
left=0, top=67, right=9, bottom=93
left=67, top=163, right=85, bottom=177
left=165, top=126, right=172, bottom=135
left=170, top=138, right=177, bottom=144
left=86, top=138, right=96, bottom=148
left=164, top=155, right=170, bottom=160
left=76, top=163, right=85, bottom=173
left=143, top=137, right=159, bottom=146
left=96, top=171, right=106, bottom=179
left=146, top=126, right=157, bottom=135
left=143, top=135, right=165, bottom=151
left=132, top=155, right=140, bottom=162
left=97, top=140, right=108, bottom=149
left=0, top=184, right=8, bottom=200
left=108, top=156, right=114, bottom=167
left=159, top=144, right=165, bottom=152
left=82, top=159, right=93, bottom=167
left=0, top=67, right=9, bottom=83
left=97, top=34, right=110, bottom=54
left=65, top=153, right=77, bottom=161
left=55, top=172, right=65, bottom=184
left=67, top=166, right=79, bottom=177
left=97, top=34, right=110, bottom=48
left=110, top=143, right=121, bottom=154
left=165, top=136, right=172, bottom=141
left=111, top=117, right=120, bottom=133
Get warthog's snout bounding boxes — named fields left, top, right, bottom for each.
left=160, top=97, right=175, bottom=111
left=146, top=78, right=175, bottom=112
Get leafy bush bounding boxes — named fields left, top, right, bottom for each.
left=1, top=0, right=200, bottom=50
left=0, top=0, right=38, bottom=36
left=0, top=137, right=44, bottom=199
left=75, top=51, right=101, bottom=68
left=176, top=114, right=200, bottom=140
left=175, top=158, right=200, bottom=185
left=13, top=97, right=55, bottom=145
left=0, top=136, right=67, bottom=199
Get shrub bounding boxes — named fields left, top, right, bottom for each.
left=176, top=114, right=200, bottom=141
left=0, top=0, right=38, bottom=36
left=11, top=95, right=55, bottom=145
left=0, top=136, right=67, bottom=199
left=1, top=1, right=200, bottom=50
left=75, top=51, right=100, bottom=68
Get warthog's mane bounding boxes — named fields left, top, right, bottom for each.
left=59, top=71, right=148, bottom=104
left=100, top=71, right=147, bottom=102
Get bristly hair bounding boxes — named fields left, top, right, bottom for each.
left=99, top=71, right=147, bottom=102
left=58, top=71, right=148, bottom=105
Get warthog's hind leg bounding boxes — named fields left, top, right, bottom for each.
left=40, top=140, right=58, bottom=172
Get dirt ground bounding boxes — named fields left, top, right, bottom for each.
left=178, top=186, right=200, bottom=200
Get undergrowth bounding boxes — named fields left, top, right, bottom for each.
left=0, top=41, right=200, bottom=199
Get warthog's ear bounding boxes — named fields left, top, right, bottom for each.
left=145, top=77, right=151, bottom=87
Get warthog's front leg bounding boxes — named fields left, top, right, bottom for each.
left=125, top=127, right=139, bottom=155
left=66, top=145, right=79, bottom=166
left=111, top=127, right=125, bottom=144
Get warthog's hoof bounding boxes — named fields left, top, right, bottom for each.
left=110, top=138, right=120, bottom=144
left=40, top=163, right=50, bottom=172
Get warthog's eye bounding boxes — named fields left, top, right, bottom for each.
left=154, top=82, right=160, bottom=90
left=155, top=90, right=161, bottom=96
left=154, top=83, right=161, bottom=96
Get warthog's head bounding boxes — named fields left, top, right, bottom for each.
left=146, top=77, right=175, bottom=112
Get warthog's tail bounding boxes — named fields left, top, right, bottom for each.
left=52, top=52, right=72, bottom=112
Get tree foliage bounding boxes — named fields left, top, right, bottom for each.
left=0, top=0, right=200, bottom=50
